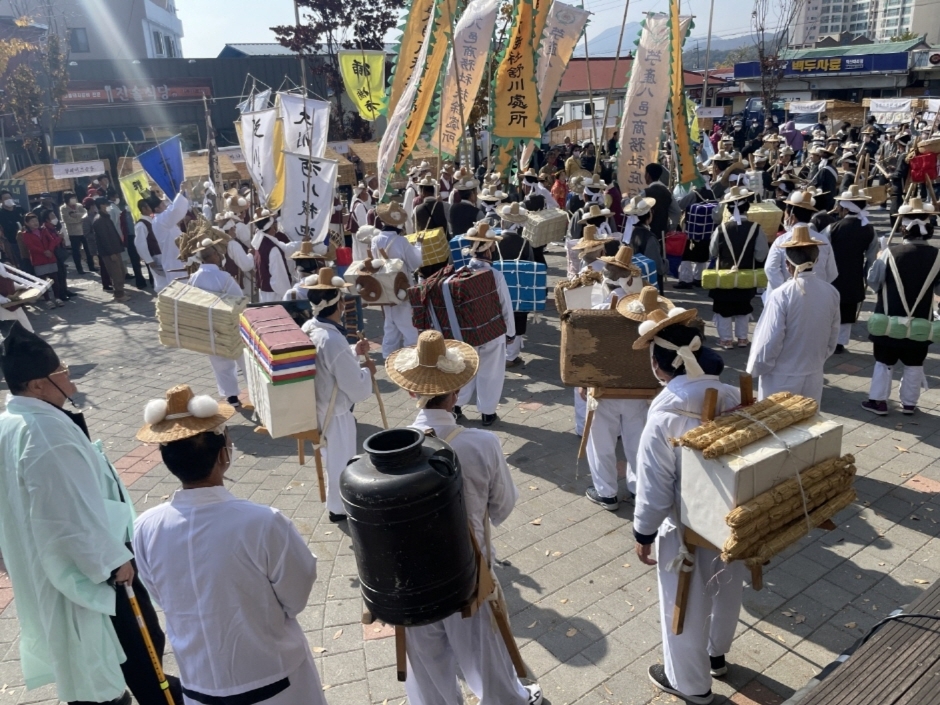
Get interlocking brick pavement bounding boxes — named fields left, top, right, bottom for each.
left=4, top=208, right=940, bottom=704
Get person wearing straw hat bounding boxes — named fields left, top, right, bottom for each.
left=747, top=224, right=840, bottom=403
left=809, top=146, right=838, bottom=212
left=520, top=167, right=559, bottom=209
left=147, top=190, right=191, bottom=290
left=862, top=198, right=940, bottom=415
left=568, top=202, right=614, bottom=267
left=450, top=222, right=515, bottom=425
left=496, top=206, right=534, bottom=367
left=0, top=322, right=182, bottom=705
left=214, top=211, right=256, bottom=295
left=188, top=236, right=248, bottom=407
left=480, top=186, right=510, bottom=227
left=251, top=209, right=296, bottom=302
left=449, top=172, right=484, bottom=236
left=627, top=306, right=743, bottom=705
left=347, top=182, right=373, bottom=234
left=384, top=331, right=543, bottom=705
left=373, top=201, right=423, bottom=358
left=676, top=179, right=720, bottom=290
left=765, top=190, right=838, bottom=296
left=829, top=185, right=879, bottom=353
left=439, top=161, right=456, bottom=201
left=300, top=268, right=376, bottom=520
left=569, top=223, right=616, bottom=279
left=622, top=195, right=666, bottom=292
left=414, top=176, right=450, bottom=241
left=707, top=187, right=769, bottom=349
left=132, top=385, right=328, bottom=705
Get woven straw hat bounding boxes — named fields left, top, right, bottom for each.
left=622, top=196, right=656, bottom=217
left=838, top=185, right=871, bottom=202
left=479, top=187, right=508, bottom=202
left=616, top=285, right=675, bottom=321
left=300, top=266, right=351, bottom=290
left=521, top=168, right=539, bottom=180
left=599, top=245, right=641, bottom=275
left=499, top=202, right=528, bottom=224
left=572, top=224, right=615, bottom=251
left=783, top=190, right=818, bottom=211
left=290, top=239, right=326, bottom=260
left=751, top=150, right=770, bottom=163
left=466, top=221, right=504, bottom=242
left=780, top=224, right=826, bottom=249
left=417, top=176, right=437, bottom=188
left=136, top=385, right=235, bottom=443
left=454, top=169, right=480, bottom=190
left=812, top=146, right=834, bottom=158
left=251, top=207, right=278, bottom=225
left=193, top=237, right=225, bottom=255
left=386, top=330, right=479, bottom=396
left=705, top=150, right=736, bottom=166
left=578, top=203, right=611, bottom=223
left=375, top=201, right=408, bottom=228
left=720, top=186, right=755, bottom=205
left=898, top=197, right=936, bottom=217
left=581, top=175, right=608, bottom=192
left=631, top=306, right=700, bottom=349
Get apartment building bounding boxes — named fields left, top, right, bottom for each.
left=790, top=0, right=938, bottom=47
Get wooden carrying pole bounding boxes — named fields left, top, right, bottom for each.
left=124, top=584, right=175, bottom=705
left=358, top=331, right=389, bottom=429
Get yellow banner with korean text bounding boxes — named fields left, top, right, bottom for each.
left=338, top=50, right=386, bottom=121
left=668, top=0, right=697, bottom=187
left=120, top=171, right=150, bottom=222
left=386, top=0, right=438, bottom=117
left=492, top=0, right=541, bottom=141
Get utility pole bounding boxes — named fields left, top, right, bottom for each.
left=701, top=0, right=716, bottom=106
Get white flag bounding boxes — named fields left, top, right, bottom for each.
left=281, top=153, right=338, bottom=244
left=240, top=108, right=279, bottom=203
left=278, top=93, right=331, bottom=158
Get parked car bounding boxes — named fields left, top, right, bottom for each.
left=742, top=97, right=786, bottom=128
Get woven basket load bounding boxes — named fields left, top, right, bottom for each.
left=157, top=281, right=247, bottom=359
left=560, top=308, right=660, bottom=389
left=720, top=454, right=857, bottom=565
left=918, top=137, right=940, bottom=154
left=407, top=228, right=451, bottom=267
left=722, top=201, right=782, bottom=242
left=523, top=210, right=568, bottom=248
left=239, top=306, right=316, bottom=385
left=676, top=392, right=818, bottom=458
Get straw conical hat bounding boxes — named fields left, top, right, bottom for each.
left=599, top=245, right=641, bottom=275
left=300, top=266, right=351, bottom=289
left=782, top=190, right=818, bottom=211
left=578, top=203, right=612, bottom=223
left=571, top=224, right=615, bottom=250
left=838, top=185, right=871, bottom=202
left=136, top=384, right=235, bottom=443
left=290, top=239, right=322, bottom=259
left=898, top=197, right=936, bottom=217
left=720, top=186, right=755, bottom=205
left=630, top=306, right=700, bottom=349
left=499, top=203, right=528, bottom=224
left=376, top=201, right=408, bottom=228
left=617, top=285, right=675, bottom=321
left=622, top=196, right=656, bottom=217
left=780, top=224, right=826, bottom=249
left=386, top=330, right=480, bottom=396
left=466, top=221, right=504, bottom=243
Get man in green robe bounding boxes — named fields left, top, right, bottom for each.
left=0, top=322, right=181, bottom=705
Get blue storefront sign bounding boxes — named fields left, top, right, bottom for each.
left=734, top=52, right=909, bottom=79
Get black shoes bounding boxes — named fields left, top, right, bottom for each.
left=648, top=664, right=713, bottom=704
left=674, top=281, right=694, bottom=290
left=453, top=405, right=464, bottom=419
left=481, top=413, right=498, bottom=427
left=329, top=512, right=347, bottom=523
left=710, top=654, right=728, bottom=677
left=586, top=487, right=619, bottom=511
left=834, top=344, right=845, bottom=354
left=226, top=395, right=242, bottom=408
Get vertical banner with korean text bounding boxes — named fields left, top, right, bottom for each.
left=278, top=93, right=330, bottom=158
left=394, top=0, right=458, bottom=170
left=536, top=2, right=590, bottom=126
left=280, top=154, right=338, bottom=244
left=120, top=171, right=150, bottom=222
left=668, top=0, right=698, bottom=188
left=338, top=50, right=386, bottom=120
left=385, top=0, right=438, bottom=117
left=434, top=0, right=500, bottom=160
left=239, top=108, right=285, bottom=209
left=617, top=15, right=672, bottom=198
left=491, top=0, right=542, bottom=143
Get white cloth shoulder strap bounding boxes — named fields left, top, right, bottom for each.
left=884, top=247, right=940, bottom=322
left=720, top=221, right=758, bottom=271
left=315, top=385, right=339, bottom=449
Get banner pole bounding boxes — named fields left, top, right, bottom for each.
left=598, top=0, right=631, bottom=165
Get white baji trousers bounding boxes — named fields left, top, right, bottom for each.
left=405, top=607, right=529, bottom=705
left=382, top=303, right=419, bottom=359
left=208, top=354, right=246, bottom=398
left=457, top=337, right=507, bottom=415
left=505, top=334, right=524, bottom=361
left=870, top=361, right=928, bottom=407
left=757, top=370, right=825, bottom=405
left=586, top=398, right=648, bottom=497
left=182, top=649, right=327, bottom=705
left=714, top=314, right=749, bottom=342
left=838, top=323, right=852, bottom=347
left=678, top=261, right=707, bottom=283
left=655, top=528, right=746, bottom=697
left=322, top=411, right=357, bottom=515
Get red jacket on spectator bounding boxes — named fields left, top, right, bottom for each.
left=21, top=226, right=61, bottom=266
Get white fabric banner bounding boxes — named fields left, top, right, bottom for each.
left=537, top=2, right=591, bottom=126
left=52, top=160, right=105, bottom=179
left=927, top=99, right=940, bottom=114
left=220, top=146, right=244, bottom=163
left=240, top=108, right=279, bottom=202
left=869, top=98, right=912, bottom=114
left=696, top=106, right=726, bottom=118
left=788, top=100, right=826, bottom=114
left=278, top=93, right=331, bottom=158
left=280, top=154, right=338, bottom=244
left=378, top=2, right=436, bottom=199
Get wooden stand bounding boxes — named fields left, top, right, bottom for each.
left=254, top=425, right=326, bottom=503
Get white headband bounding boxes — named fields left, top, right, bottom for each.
left=785, top=253, right=816, bottom=293
left=903, top=217, right=930, bottom=236
left=622, top=214, right=638, bottom=243
left=731, top=202, right=742, bottom=226
left=839, top=200, right=870, bottom=226
left=652, top=335, right=704, bottom=378
left=312, top=290, right=342, bottom=315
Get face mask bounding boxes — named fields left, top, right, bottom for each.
left=68, top=199, right=76, bottom=206
left=649, top=347, right=669, bottom=387
left=51, top=218, right=58, bottom=225
left=3, top=199, right=13, bottom=207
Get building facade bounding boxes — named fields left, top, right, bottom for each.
left=791, top=0, right=939, bottom=47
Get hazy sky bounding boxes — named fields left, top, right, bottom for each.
left=177, top=0, right=751, bottom=59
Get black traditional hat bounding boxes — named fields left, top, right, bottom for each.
left=0, top=322, right=60, bottom=389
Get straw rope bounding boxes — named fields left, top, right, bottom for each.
left=675, top=392, right=793, bottom=448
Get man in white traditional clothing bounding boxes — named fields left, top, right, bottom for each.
left=520, top=168, right=559, bottom=209
left=149, top=191, right=190, bottom=289
left=252, top=209, right=295, bottom=302
left=629, top=307, right=743, bottom=705
left=581, top=272, right=650, bottom=511
left=0, top=322, right=181, bottom=705
left=188, top=237, right=247, bottom=406
left=764, top=191, right=838, bottom=296
left=301, top=268, right=376, bottom=521
left=214, top=211, right=255, bottom=296
left=348, top=182, right=373, bottom=233
left=748, top=225, right=840, bottom=403
left=133, top=385, right=327, bottom=705
left=372, top=201, right=423, bottom=358
left=385, top=330, right=543, bottom=705
left=453, top=222, right=516, bottom=427
left=134, top=194, right=184, bottom=292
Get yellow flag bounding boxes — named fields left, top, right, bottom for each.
left=386, top=0, right=438, bottom=116
left=269, top=117, right=286, bottom=210
left=120, top=171, right=150, bottom=222
left=338, top=50, right=386, bottom=120
left=394, top=0, right=457, bottom=170
left=492, top=0, right=541, bottom=141
left=494, top=139, right=515, bottom=175
left=533, top=0, right=551, bottom=61
left=686, top=97, right=700, bottom=144
left=669, top=0, right=698, bottom=187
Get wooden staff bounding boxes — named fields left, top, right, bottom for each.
left=124, top=584, right=175, bottom=705
left=886, top=182, right=918, bottom=247
left=358, top=331, right=388, bottom=429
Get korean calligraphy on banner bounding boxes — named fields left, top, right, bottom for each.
left=668, top=0, right=697, bottom=188
left=52, top=161, right=106, bottom=179
left=278, top=93, right=330, bottom=158
left=238, top=108, right=285, bottom=209
left=395, top=0, right=457, bottom=170
left=536, top=2, right=590, bottom=126
left=434, top=0, right=500, bottom=160
left=385, top=0, right=438, bottom=117
left=617, top=14, right=672, bottom=198
left=120, top=171, right=150, bottom=222
left=492, top=0, right=542, bottom=141
left=338, top=50, right=386, bottom=120
left=280, top=154, right=338, bottom=244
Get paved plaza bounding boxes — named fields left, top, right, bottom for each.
left=4, top=213, right=940, bottom=704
